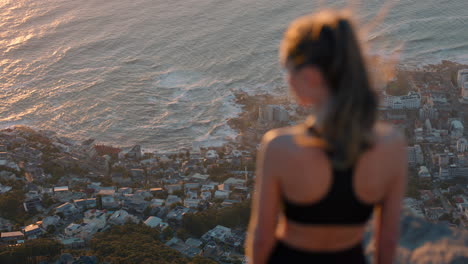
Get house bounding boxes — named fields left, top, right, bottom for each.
left=108, top=210, right=139, bottom=225
left=457, top=203, right=468, bottom=219
left=223, top=177, right=246, bottom=189
left=83, top=210, right=107, bottom=229
left=0, top=217, right=13, bottom=232
left=1, top=231, right=24, bottom=243
left=418, top=166, right=431, bottom=180
left=60, top=237, right=85, bottom=249
left=149, top=188, right=164, bottom=195
left=130, top=169, right=145, bottom=179
left=214, top=190, right=230, bottom=199
left=23, top=224, right=44, bottom=238
left=41, top=216, right=60, bottom=230
left=190, top=173, right=209, bottom=182
left=166, top=184, right=183, bottom=194
left=150, top=198, right=165, bottom=207
left=425, top=207, right=446, bottom=221
left=121, top=145, right=142, bottom=160
left=0, top=183, right=12, bottom=194
left=84, top=209, right=107, bottom=219
left=167, top=206, right=191, bottom=221
left=165, top=195, right=182, bottom=206
left=53, top=186, right=69, bottom=194
left=65, top=223, right=82, bottom=237
left=184, top=198, right=201, bottom=208
left=77, top=222, right=100, bottom=240
left=200, top=191, right=212, bottom=200
left=101, top=195, right=119, bottom=209
left=186, top=190, right=198, bottom=199
left=97, top=189, right=116, bottom=196
left=201, top=184, right=216, bottom=192
left=403, top=198, right=424, bottom=218
left=55, top=202, right=79, bottom=217
left=144, top=216, right=162, bottom=228
left=134, top=189, right=152, bottom=199
left=23, top=197, right=42, bottom=212
left=420, top=190, right=435, bottom=201
left=118, top=187, right=133, bottom=194
left=185, top=183, right=201, bottom=191
left=205, top=150, right=218, bottom=160
left=185, top=238, right=203, bottom=248
left=203, top=241, right=221, bottom=258
left=222, top=199, right=240, bottom=207
left=112, top=172, right=131, bottom=185
left=122, top=198, right=148, bottom=213
left=201, top=225, right=232, bottom=243
left=74, top=198, right=97, bottom=210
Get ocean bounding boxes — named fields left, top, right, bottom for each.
left=1, top=0, right=467, bottom=152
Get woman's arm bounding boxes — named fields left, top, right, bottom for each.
left=373, top=131, right=408, bottom=264
left=245, top=131, right=282, bottom=264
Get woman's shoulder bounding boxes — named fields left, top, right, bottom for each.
left=260, top=124, right=326, bottom=155
left=261, top=126, right=298, bottom=147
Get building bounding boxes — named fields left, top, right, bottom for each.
left=214, top=190, right=230, bottom=199
left=55, top=202, right=79, bottom=217
left=184, top=198, right=201, bottom=208
left=457, top=138, right=468, bottom=153
left=425, top=207, right=446, bottom=222
left=419, top=104, right=439, bottom=120
left=418, top=166, right=431, bottom=180
left=118, top=145, right=142, bottom=160
left=408, top=145, right=424, bottom=165
left=23, top=224, right=44, bottom=238
left=457, top=69, right=468, bottom=102
left=382, top=91, right=421, bottom=109
left=144, top=216, right=162, bottom=228
left=201, top=225, right=232, bottom=243
left=449, top=165, right=468, bottom=178
left=450, top=120, right=464, bottom=139
left=258, top=105, right=289, bottom=123
left=1, top=231, right=24, bottom=244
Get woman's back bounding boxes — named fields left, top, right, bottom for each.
left=246, top=10, right=407, bottom=264
left=266, top=121, right=404, bottom=251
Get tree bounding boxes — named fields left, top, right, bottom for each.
left=96, top=195, right=103, bottom=210
left=0, top=238, right=63, bottom=264
left=46, top=225, right=56, bottom=235
left=89, top=224, right=191, bottom=264
left=0, top=189, right=28, bottom=223
left=182, top=200, right=251, bottom=237
left=161, top=227, right=174, bottom=241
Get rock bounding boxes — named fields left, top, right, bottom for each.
left=364, top=209, right=468, bottom=264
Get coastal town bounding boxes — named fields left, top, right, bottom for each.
left=1, top=60, right=468, bottom=263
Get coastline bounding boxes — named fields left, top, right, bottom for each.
left=1, top=59, right=468, bottom=154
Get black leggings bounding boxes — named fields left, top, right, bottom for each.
left=267, top=240, right=368, bottom=264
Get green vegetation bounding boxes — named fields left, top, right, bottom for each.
left=88, top=223, right=215, bottom=264
left=181, top=200, right=251, bottom=237
left=386, top=74, right=410, bottom=96
left=0, top=238, right=63, bottom=264
left=0, top=189, right=29, bottom=224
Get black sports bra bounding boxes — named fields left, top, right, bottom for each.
left=281, top=125, right=376, bottom=225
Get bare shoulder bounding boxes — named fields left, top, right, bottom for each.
left=259, top=125, right=309, bottom=158
left=261, top=126, right=298, bottom=149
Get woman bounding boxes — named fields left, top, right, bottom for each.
left=245, top=10, right=407, bottom=264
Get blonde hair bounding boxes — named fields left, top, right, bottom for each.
left=281, top=10, right=378, bottom=169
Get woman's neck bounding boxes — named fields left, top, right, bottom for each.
left=305, top=100, right=331, bottom=131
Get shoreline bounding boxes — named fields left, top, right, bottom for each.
left=1, top=59, right=467, bottom=153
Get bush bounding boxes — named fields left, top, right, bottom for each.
left=182, top=200, right=251, bottom=237
left=0, top=238, right=63, bottom=264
